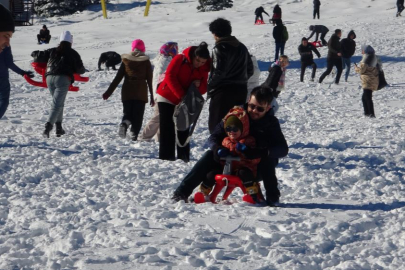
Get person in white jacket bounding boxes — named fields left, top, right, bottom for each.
left=139, top=42, right=178, bottom=141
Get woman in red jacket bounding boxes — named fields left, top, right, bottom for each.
left=157, top=42, right=210, bottom=162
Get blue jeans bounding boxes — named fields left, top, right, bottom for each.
left=275, top=42, right=285, bottom=62
left=0, top=78, right=11, bottom=119
left=342, top=57, right=351, bottom=81
left=46, top=75, right=71, bottom=124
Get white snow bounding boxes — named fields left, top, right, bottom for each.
left=1, top=0, right=405, bottom=269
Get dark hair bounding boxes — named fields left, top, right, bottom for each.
left=335, top=29, right=342, bottom=34
left=56, top=41, right=72, bottom=56
left=194, top=42, right=210, bottom=59
left=250, top=86, right=274, bottom=105
left=209, top=18, right=232, bottom=38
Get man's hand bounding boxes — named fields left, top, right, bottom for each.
left=337, top=53, right=342, bottom=57
left=23, top=71, right=34, bottom=78
left=102, top=93, right=110, bottom=100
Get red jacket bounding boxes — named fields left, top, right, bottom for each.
left=156, top=46, right=210, bottom=105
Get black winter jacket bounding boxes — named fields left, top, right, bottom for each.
left=308, top=25, right=329, bottom=40
left=255, top=7, right=269, bottom=16
left=327, top=34, right=342, bottom=59
left=208, top=104, right=288, bottom=160
left=340, top=30, right=356, bottom=58
left=261, top=64, right=282, bottom=96
left=31, top=47, right=85, bottom=82
left=298, top=43, right=321, bottom=63
left=98, top=51, right=121, bottom=69
left=313, top=0, right=321, bottom=8
left=273, top=20, right=287, bottom=43
left=38, top=29, right=50, bottom=39
left=208, top=36, right=254, bottom=97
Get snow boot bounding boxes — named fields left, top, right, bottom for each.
left=55, top=122, right=65, bottom=137
left=118, top=121, right=130, bottom=139
left=43, top=122, right=53, bottom=138
left=129, top=130, right=138, bottom=141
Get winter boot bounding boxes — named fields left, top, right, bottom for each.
left=118, top=121, right=130, bottom=139
left=200, top=183, right=212, bottom=196
left=55, top=122, right=65, bottom=137
left=129, top=130, right=138, bottom=141
left=43, top=122, right=53, bottom=138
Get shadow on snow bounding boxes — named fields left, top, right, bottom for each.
left=282, top=201, right=405, bottom=212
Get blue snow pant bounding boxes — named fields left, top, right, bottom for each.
left=342, top=57, right=351, bottom=81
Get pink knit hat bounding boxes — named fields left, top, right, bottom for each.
left=131, top=39, right=145, bottom=52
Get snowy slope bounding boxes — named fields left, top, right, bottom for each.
left=1, top=0, right=405, bottom=269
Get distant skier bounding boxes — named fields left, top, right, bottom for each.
left=254, top=6, right=269, bottom=24
left=98, top=51, right=121, bottom=71
left=298, top=37, right=321, bottom=82
left=340, top=30, right=356, bottom=82
left=307, top=25, right=329, bottom=46
left=319, top=29, right=343, bottom=85
left=37, top=25, right=51, bottom=44
left=313, top=0, right=321, bottom=19
left=271, top=4, right=282, bottom=25
left=397, top=0, right=404, bottom=17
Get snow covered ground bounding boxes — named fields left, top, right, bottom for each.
left=1, top=0, right=405, bottom=269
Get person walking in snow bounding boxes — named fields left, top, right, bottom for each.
left=271, top=4, right=282, bottom=25
left=298, top=37, right=321, bottom=82
left=319, top=29, right=343, bottom=85
left=172, top=86, right=289, bottom=206
left=340, top=30, right=356, bottom=82
left=31, top=31, right=85, bottom=137
left=139, top=41, right=178, bottom=142
left=397, top=0, right=404, bottom=17
left=254, top=6, right=269, bottom=24
left=313, top=0, right=321, bottom=19
left=198, top=106, right=261, bottom=202
left=207, top=18, right=254, bottom=134
left=37, top=25, right=51, bottom=44
left=355, top=45, right=381, bottom=118
left=0, top=5, right=34, bottom=120
left=102, top=39, right=154, bottom=141
left=307, top=25, right=329, bottom=46
left=273, top=19, right=288, bottom=62
left=157, top=42, right=210, bottom=162
left=98, top=51, right=121, bottom=71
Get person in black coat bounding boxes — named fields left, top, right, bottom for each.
left=37, top=25, right=51, bottom=44
left=307, top=25, right=329, bottom=46
left=313, top=0, right=321, bottom=19
left=273, top=19, right=287, bottom=62
left=254, top=6, right=269, bottom=24
left=298, top=37, right=321, bottom=82
left=98, top=51, right=121, bottom=70
left=340, top=30, right=356, bottom=82
left=397, top=0, right=405, bottom=16
left=172, top=86, right=289, bottom=206
left=207, top=18, right=254, bottom=134
left=319, top=29, right=343, bottom=84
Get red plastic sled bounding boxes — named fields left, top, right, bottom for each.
left=24, top=62, right=89, bottom=92
left=310, top=41, right=323, bottom=48
left=194, top=156, right=264, bottom=204
left=255, top=20, right=265, bottom=25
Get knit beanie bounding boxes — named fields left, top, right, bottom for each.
left=131, top=39, right=145, bottom=52
left=160, top=42, right=178, bottom=57
left=302, top=37, right=307, bottom=41
left=60, top=31, right=73, bottom=44
left=0, top=4, right=15, bottom=33
left=224, top=116, right=243, bottom=133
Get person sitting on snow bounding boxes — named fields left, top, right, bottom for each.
left=254, top=6, right=269, bottom=24
left=199, top=106, right=261, bottom=202
left=37, top=25, right=51, bottom=44
left=98, top=51, right=121, bottom=71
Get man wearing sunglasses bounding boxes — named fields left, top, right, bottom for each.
left=172, top=86, right=288, bottom=206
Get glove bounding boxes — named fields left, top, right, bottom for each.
left=102, top=93, right=110, bottom=100
left=23, top=71, right=34, bottom=78
left=213, top=146, right=229, bottom=163
left=217, top=148, right=230, bottom=157
left=236, top=142, right=247, bottom=152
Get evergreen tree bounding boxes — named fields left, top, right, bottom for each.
left=197, top=0, right=233, bottom=12
left=35, top=0, right=107, bottom=17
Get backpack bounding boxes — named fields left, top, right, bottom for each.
left=282, top=25, right=289, bottom=42
left=173, top=84, right=205, bottom=147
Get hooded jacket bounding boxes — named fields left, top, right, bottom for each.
left=340, top=30, right=356, bottom=58
left=298, top=42, right=321, bottom=63
left=273, top=19, right=287, bottom=43
left=208, top=36, right=254, bottom=96
left=356, top=46, right=381, bottom=91
left=313, top=0, right=321, bottom=8
left=151, top=54, right=173, bottom=95
left=327, top=33, right=342, bottom=59
left=157, top=46, right=210, bottom=105
left=261, top=63, right=282, bottom=95
left=104, top=50, right=153, bottom=102
left=221, top=107, right=261, bottom=175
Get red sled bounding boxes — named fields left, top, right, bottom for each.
left=310, top=41, right=323, bottom=48
left=24, top=62, right=89, bottom=92
left=255, top=20, right=265, bottom=25
left=194, top=156, right=265, bottom=205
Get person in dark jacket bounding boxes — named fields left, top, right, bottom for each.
left=102, top=39, right=154, bottom=141
left=37, top=25, right=51, bottom=44
left=319, top=29, right=343, bottom=84
left=31, top=31, right=86, bottom=138
left=397, top=0, right=404, bottom=17
left=262, top=55, right=289, bottom=98
left=313, top=0, right=321, bottom=19
left=98, top=51, right=121, bottom=70
left=172, top=86, right=289, bottom=206
left=298, top=37, right=321, bottom=82
left=207, top=18, right=254, bottom=134
left=271, top=4, right=282, bottom=25
left=307, top=25, right=329, bottom=46
left=0, top=5, right=33, bottom=119
left=340, top=30, right=356, bottom=82
left=273, top=19, right=287, bottom=62
left=254, top=6, right=269, bottom=24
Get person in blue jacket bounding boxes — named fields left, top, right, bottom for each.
left=0, top=4, right=33, bottom=119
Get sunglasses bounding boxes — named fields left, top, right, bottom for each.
left=248, top=103, right=266, bottom=113
left=225, top=126, right=240, bottom=132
